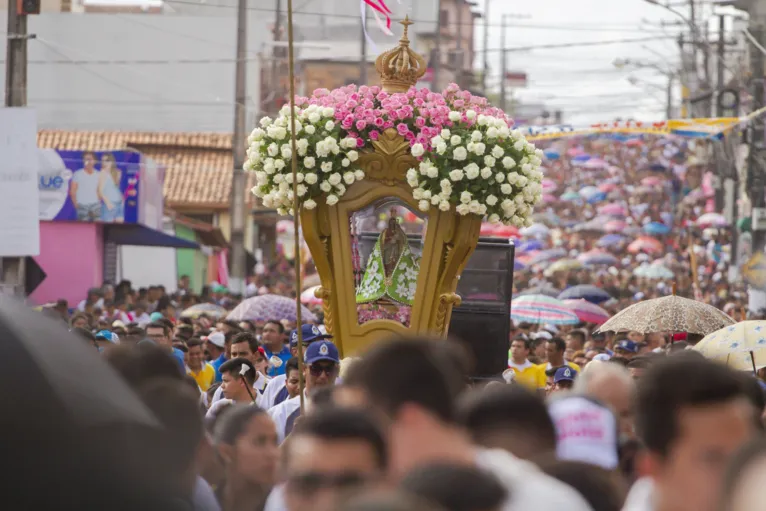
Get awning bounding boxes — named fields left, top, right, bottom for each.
left=104, top=224, right=200, bottom=249
left=172, top=214, right=229, bottom=248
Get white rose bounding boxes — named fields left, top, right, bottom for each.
left=514, top=194, right=525, bottom=205
left=325, top=121, right=335, bottom=131
left=343, top=172, right=355, bottom=185
left=304, top=157, right=316, bottom=169
left=342, top=158, right=350, bottom=167
left=473, top=143, right=486, bottom=156
left=267, top=143, right=279, bottom=157
left=296, top=139, right=309, bottom=156
left=456, top=204, right=470, bottom=215
left=436, top=142, right=448, bottom=155
left=488, top=213, right=500, bottom=223
left=441, top=129, right=451, bottom=139
left=468, top=201, right=481, bottom=214
left=304, top=198, right=317, bottom=210
left=431, top=136, right=444, bottom=146
left=308, top=112, right=321, bottom=123
left=419, top=200, right=430, bottom=212
left=512, top=215, right=523, bottom=227
left=521, top=157, right=529, bottom=165
left=326, top=194, right=339, bottom=206
left=274, top=127, right=287, bottom=140
left=478, top=204, right=487, bottom=215
left=255, top=171, right=267, bottom=183
left=440, top=179, right=452, bottom=190
left=250, top=127, right=265, bottom=140
left=484, top=156, right=496, bottom=168
left=471, top=131, right=482, bottom=142
left=453, top=147, right=468, bottom=161
left=448, top=111, right=461, bottom=122
left=521, top=163, right=532, bottom=175
left=481, top=167, right=493, bottom=180
left=305, top=125, right=316, bottom=135
left=460, top=191, right=472, bottom=204
left=486, top=127, right=499, bottom=139
left=507, top=172, right=519, bottom=184
left=449, top=169, right=464, bottom=182
left=335, top=184, right=346, bottom=195
left=517, top=176, right=528, bottom=187
left=322, top=107, right=335, bottom=118
left=274, top=159, right=286, bottom=171
left=354, top=169, right=365, bottom=180
left=501, top=183, right=513, bottom=195
left=439, top=200, right=451, bottom=212
left=465, top=165, right=480, bottom=180
left=466, top=109, right=476, bottom=120
left=513, top=140, right=525, bottom=152
left=320, top=181, right=332, bottom=192
left=296, top=184, right=308, bottom=197
left=321, top=161, right=333, bottom=173
left=347, top=150, right=359, bottom=162
left=495, top=173, right=505, bottom=183
left=273, top=174, right=284, bottom=184
left=304, top=173, right=318, bottom=185
left=411, top=143, right=425, bottom=158
left=328, top=173, right=342, bottom=186
left=426, top=167, right=439, bottom=179
left=431, top=195, right=441, bottom=205
left=486, top=195, right=498, bottom=206
left=492, top=146, right=504, bottom=159
left=502, top=157, right=516, bottom=169
left=259, top=116, right=273, bottom=127
left=450, top=135, right=462, bottom=146
left=407, top=168, right=418, bottom=181
left=295, top=172, right=305, bottom=183
left=413, top=188, right=423, bottom=200
left=262, top=195, right=273, bottom=207
left=280, top=145, right=292, bottom=160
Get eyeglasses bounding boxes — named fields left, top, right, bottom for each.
left=309, top=363, right=338, bottom=377
left=287, top=471, right=368, bottom=495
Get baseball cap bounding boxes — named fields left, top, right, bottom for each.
left=150, top=312, right=164, bottom=322
left=204, top=331, right=226, bottom=349
left=553, top=366, right=577, bottom=384
left=290, top=324, right=332, bottom=348
left=615, top=340, right=639, bottom=354
left=304, top=340, right=340, bottom=365
left=548, top=396, right=619, bottom=469
left=95, top=330, right=120, bottom=344
left=531, top=331, right=552, bottom=341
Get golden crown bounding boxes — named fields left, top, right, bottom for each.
left=375, top=17, right=427, bottom=93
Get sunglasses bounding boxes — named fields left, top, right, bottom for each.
left=287, top=471, right=368, bottom=495
left=309, top=363, right=338, bottom=377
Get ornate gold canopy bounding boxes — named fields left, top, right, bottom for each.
left=374, top=16, right=427, bottom=93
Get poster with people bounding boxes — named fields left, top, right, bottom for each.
left=38, top=150, right=141, bottom=223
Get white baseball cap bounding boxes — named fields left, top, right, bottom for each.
left=205, top=331, right=226, bottom=348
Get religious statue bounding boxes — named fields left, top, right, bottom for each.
left=356, top=210, right=421, bottom=307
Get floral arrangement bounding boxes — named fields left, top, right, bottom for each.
left=246, top=83, right=543, bottom=226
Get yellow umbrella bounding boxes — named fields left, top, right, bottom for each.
left=694, top=321, right=766, bottom=372
left=544, top=259, right=583, bottom=276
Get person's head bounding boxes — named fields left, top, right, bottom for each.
left=145, top=321, right=171, bottom=349
left=69, top=312, right=91, bottom=330
left=509, top=338, right=530, bottom=364
left=574, top=362, right=636, bottom=439
left=636, top=355, right=758, bottom=511
left=230, top=332, right=259, bottom=364
left=339, top=490, right=446, bottom=511
left=94, top=330, right=120, bottom=353
left=304, top=340, right=341, bottom=392
left=399, top=463, right=507, bottom=511
left=204, top=331, right=227, bottom=359
left=552, top=366, right=577, bottom=392
left=285, top=357, right=302, bottom=398
left=214, top=405, right=279, bottom=489
left=546, top=338, right=567, bottom=366
left=627, top=330, right=644, bottom=343
left=283, top=407, right=387, bottom=511
left=456, top=385, right=556, bottom=461
left=262, top=320, right=285, bottom=350
left=219, top=358, right=257, bottom=403
left=720, top=439, right=766, bottom=511
left=591, top=331, right=607, bottom=349
left=178, top=275, right=190, bottom=289
left=174, top=323, right=194, bottom=341
left=614, top=340, right=639, bottom=360
left=538, top=459, right=626, bottom=511
left=626, top=355, right=654, bottom=380
left=566, top=330, right=587, bottom=351
left=83, top=151, right=96, bottom=169
left=185, top=338, right=205, bottom=371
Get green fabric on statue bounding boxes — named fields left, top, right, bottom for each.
left=356, top=234, right=420, bottom=306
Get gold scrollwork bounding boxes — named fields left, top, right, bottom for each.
left=435, top=292, right=462, bottom=334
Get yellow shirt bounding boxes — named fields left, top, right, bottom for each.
left=188, top=363, right=216, bottom=392
left=508, top=360, right=546, bottom=389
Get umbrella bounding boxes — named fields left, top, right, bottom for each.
left=643, top=222, right=671, bottom=235
left=227, top=294, right=317, bottom=323
left=579, top=186, right=600, bottom=198
left=180, top=303, right=228, bottom=319
left=598, top=183, right=618, bottom=193
left=596, top=233, right=627, bottom=248
left=533, top=211, right=561, bottom=226
left=694, top=321, right=766, bottom=372
left=696, top=212, right=728, bottom=228
left=0, top=294, right=159, bottom=429
left=542, top=193, right=558, bottom=204
left=648, top=163, right=667, bottom=172
left=521, top=223, right=550, bottom=237
left=628, top=236, right=663, bottom=254
left=511, top=295, right=580, bottom=325
left=579, top=251, right=619, bottom=266
left=558, top=285, right=612, bottom=304
left=586, top=191, right=608, bottom=204
left=563, top=299, right=610, bottom=325
left=542, top=178, right=558, bottom=192
left=480, top=222, right=498, bottom=236
left=574, top=219, right=607, bottom=234
left=545, top=259, right=583, bottom=275
left=634, top=264, right=674, bottom=280
left=583, top=158, right=608, bottom=170
left=514, top=260, right=527, bottom=271
left=560, top=191, right=581, bottom=202
left=572, top=154, right=591, bottom=163
left=300, top=286, right=323, bottom=305
left=528, top=248, right=567, bottom=265
left=598, top=203, right=626, bottom=216
left=597, top=295, right=735, bottom=335
left=641, top=176, right=663, bottom=187
left=516, top=239, right=544, bottom=252
left=493, top=225, right=520, bottom=238
left=625, top=138, right=643, bottom=147
left=516, top=285, right=561, bottom=298
left=544, top=149, right=561, bottom=160
left=604, top=220, right=627, bottom=233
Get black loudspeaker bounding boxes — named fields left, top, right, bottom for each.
left=448, top=237, right=514, bottom=379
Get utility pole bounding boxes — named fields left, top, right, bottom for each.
left=714, top=14, right=726, bottom=212
left=482, top=0, right=489, bottom=93
left=499, top=15, right=507, bottom=112
left=229, top=0, right=248, bottom=294
left=3, top=0, right=29, bottom=296
left=455, top=0, right=464, bottom=89
left=360, top=7, right=367, bottom=84
left=717, top=14, right=725, bottom=116
left=271, top=0, right=282, bottom=113
left=666, top=74, right=674, bottom=120
left=747, top=23, right=766, bottom=256
left=432, top=0, right=442, bottom=91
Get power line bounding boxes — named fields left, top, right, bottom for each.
left=482, top=35, right=676, bottom=53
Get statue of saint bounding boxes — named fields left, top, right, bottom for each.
left=356, top=209, right=420, bottom=307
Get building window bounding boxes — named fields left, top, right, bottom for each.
left=439, top=9, right=449, bottom=29
left=185, top=213, right=215, bottom=225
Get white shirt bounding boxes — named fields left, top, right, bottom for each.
left=260, top=374, right=287, bottom=410
left=77, top=297, right=104, bottom=312
left=209, top=372, right=270, bottom=409
left=622, top=478, right=654, bottom=511
left=263, top=485, right=286, bottom=511
left=268, top=393, right=306, bottom=444
left=72, top=168, right=101, bottom=205
left=475, top=448, right=593, bottom=511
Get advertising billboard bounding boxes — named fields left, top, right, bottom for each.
left=38, top=149, right=141, bottom=223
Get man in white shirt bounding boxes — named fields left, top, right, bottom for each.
left=343, top=337, right=593, bottom=511
left=70, top=151, right=101, bottom=221
left=268, top=339, right=340, bottom=444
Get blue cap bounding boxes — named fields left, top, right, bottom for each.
left=95, top=330, right=119, bottom=344
left=554, top=366, right=577, bottom=384
left=290, top=324, right=331, bottom=348
left=304, top=340, right=340, bottom=365
left=615, top=340, right=639, bottom=354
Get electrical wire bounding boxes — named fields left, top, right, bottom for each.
left=744, top=28, right=766, bottom=56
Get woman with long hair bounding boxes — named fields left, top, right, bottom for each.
left=97, top=152, right=124, bottom=222
left=213, top=405, right=279, bottom=511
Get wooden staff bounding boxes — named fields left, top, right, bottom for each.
left=285, top=0, right=305, bottom=413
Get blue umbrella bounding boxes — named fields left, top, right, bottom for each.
left=572, top=154, right=591, bottom=163
left=517, top=239, right=544, bottom=253
left=596, top=234, right=627, bottom=248
left=561, top=191, right=581, bottom=202
left=528, top=248, right=567, bottom=265
left=514, top=260, right=527, bottom=271
left=544, top=149, right=560, bottom=160
left=580, top=253, right=619, bottom=266
left=586, top=192, right=608, bottom=204
left=558, top=285, right=613, bottom=304
left=579, top=186, right=600, bottom=198
left=644, top=222, right=671, bottom=235
left=649, top=163, right=667, bottom=172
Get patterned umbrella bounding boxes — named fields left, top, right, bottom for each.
left=300, top=286, right=323, bottom=305
left=516, top=286, right=561, bottom=298
left=696, top=212, right=728, bottom=228
left=644, top=222, right=671, bottom=235
left=598, top=183, right=618, bottom=193
left=634, top=264, right=674, bottom=280
left=579, top=251, right=619, bottom=267
left=180, top=303, right=228, bottom=319
left=579, top=186, right=600, bottom=198
left=521, top=223, right=551, bottom=237
left=561, top=191, right=582, bottom=202
left=516, top=239, right=544, bottom=252
left=596, top=234, right=627, bottom=248
left=598, top=203, right=626, bottom=216
left=597, top=295, right=735, bottom=335
left=542, top=194, right=558, bottom=204
left=227, top=294, right=317, bottom=323
left=694, top=321, right=766, bottom=371
left=604, top=220, right=627, bottom=233
left=542, top=178, right=558, bottom=192
left=563, top=299, right=610, bottom=325
left=586, top=192, right=608, bottom=204
left=627, top=236, right=663, bottom=254
left=528, top=248, right=567, bottom=265
left=545, top=259, right=583, bottom=275
left=558, top=285, right=612, bottom=304
left=511, top=295, right=580, bottom=325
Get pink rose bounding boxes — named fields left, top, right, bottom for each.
left=369, top=130, right=380, bottom=141
left=373, top=117, right=385, bottom=127
left=383, top=120, right=394, bottom=129
left=396, top=123, right=410, bottom=136
left=454, top=99, right=465, bottom=108
left=355, top=120, right=367, bottom=131
left=357, top=138, right=365, bottom=147
left=405, top=132, right=415, bottom=141
left=415, top=117, right=426, bottom=128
